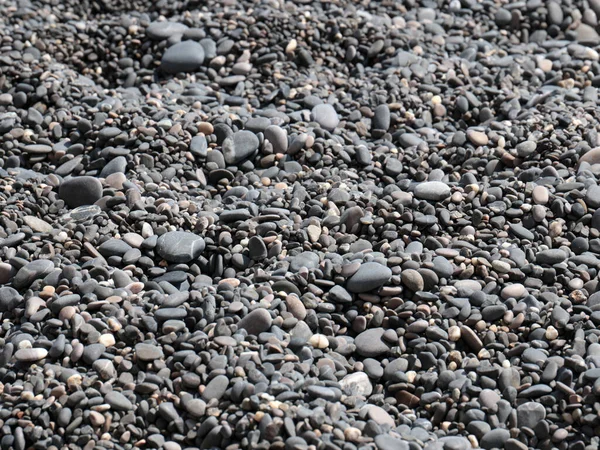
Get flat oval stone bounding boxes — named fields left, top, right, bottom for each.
left=202, top=375, right=229, bottom=401
left=536, top=249, right=567, bottom=265
left=105, top=391, right=133, bottom=411
left=14, top=348, right=48, bottom=362
left=346, top=262, right=391, bottom=293
left=185, top=399, right=206, bottom=417
left=311, top=104, right=339, bottom=131
left=355, top=328, right=391, bottom=357
left=161, top=41, right=205, bottom=74
left=23, top=144, right=52, bottom=154
left=223, top=130, right=260, bottom=165
left=135, top=343, right=164, bottom=362
left=237, top=308, right=272, bottom=335
left=414, top=181, right=451, bottom=201
left=146, top=21, right=188, bottom=40
left=14, top=260, right=55, bottom=289
left=23, top=216, right=53, bottom=233
left=156, top=231, right=205, bottom=263
left=59, top=176, right=103, bottom=208
left=340, top=372, right=373, bottom=396
left=517, top=402, right=546, bottom=429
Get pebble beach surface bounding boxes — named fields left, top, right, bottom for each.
left=2, top=0, right=600, bottom=449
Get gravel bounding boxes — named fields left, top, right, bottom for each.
left=0, top=0, right=599, bottom=449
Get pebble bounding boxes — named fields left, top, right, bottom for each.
left=355, top=328, right=390, bottom=357
left=237, top=308, right=272, bottom=335
left=414, top=181, right=451, bottom=201
left=14, top=348, right=48, bottom=362
left=223, top=130, right=260, bottom=164
left=105, top=391, right=133, bottom=411
left=0, top=2, right=596, bottom=450
left=311, top=104, right=339, bottom=131
left=156, top=231, right=205, bottom=263
left=346, top=262, right=392, bottom=293
left=59, top=176, right=103, bottom=208
left=161, top=40, right=205, bottom=74
left=517, top=402, right=546, bottom=429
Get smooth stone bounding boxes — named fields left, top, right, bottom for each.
left=23, top=144, right=52, bottom=154
left=156, top=231, right=205, bottom=263
left=328, top=285, right=352, bottom=303
left=365, top=405, right=395, bottom=426
left=14, top=260, right=55, bottom=289
left=190, top=135, right=208, bottom=157
left=14, top=348, right=48, bottom=362
left=146, top=21, right=188, bottom=40
left=105, top=391, right=133, bottom=411
left=289, top=252, right=320, bottom=272
left=202, top=375, right=229, bottom=401
left=185, top=399, right=206, bottom=417
left=536, top=249, right=567, bottom=265
left=248, top=236, right=267, bottom=260
left=98, top=239, right=132, bottom=257
left=355, top=328, right=391, bottom=357
left=346, top=262, right=392, bottom=293
left=284, top=294, right=306, bottom=320
left=532, top=185, right=549, bottom=204
left=501, top=283, right=526, bottom=299
left=577, top=23, right=600, bottom=45
left=414, top=181, right=451, bottom=201
left=23, top=216, right=53, bottom=233
left=480, top=429, right=510, bottom=450
left=374, top=435, right=408, bottom=450
left=466, top=129, right=489, bottom=146
left=59, top=176, right=103, bottom=208
left=100, top=156, right=127, bottom=177
left=516, top=141, right=536, bottom=157
left=311, top=104, right=339, bottom=131
left=586, top=185, right=600, bottom=208
left=517, top=402, right=546, bottom=429
left=402, top=269, right=424, bottom=292
left=579, top=147, right=600, bottom=166
left=135, top=343, right=164, bottom=362
left=372, top=104, right=390, bottom=131
left=161, top=41, right=205, bottom=74
left=340, top=372, right=373, bottom=396
left=223, top=130, right=260, bottom=165
left=238, top=308, right=272, bottom=335
left=264, top=125, right=288, bottom=154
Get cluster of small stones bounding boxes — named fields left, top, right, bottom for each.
left=3, top=0, right=600, bottom=450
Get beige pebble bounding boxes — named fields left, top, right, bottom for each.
left=532, top=185, right=549, bottom=205
left=40, top=286, right=55, bottom=299
left=308, top=334, right=329, bottom=349
left=448, top=326, right=461, bottom=341
left=545, top=325, right=559, bottom=340
left=286, top=39, right=297, bottom=53
left=219, top=278, right=241, bottom=287
left=344, top=427, right=361, bottom=442
left=98, top=334, right=116, bottom=347
left=197, top=122, right=213, bottom=135
left=466, top=129, right=489, bottom=146
left=90, top=411, right=106, bottom=427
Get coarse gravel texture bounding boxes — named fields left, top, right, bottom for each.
left=1, top=0, right=600, bottom=450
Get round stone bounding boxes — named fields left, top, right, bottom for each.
left=161, top=41, right=205, bottom=74
left=59, top=176, right=103, bottom=208
left=414, top=181, right=451, bottom=201
left=355, top=328, right=391, bottom=357
left=311, top=104, right=339, bottom=131
left=223, top=130, right=260, bottom=165
left=156, top=231, right=205, bottom=263
left=346, top=262, right=392, bottom=293
left=237, top=308, right=272, bottom=335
